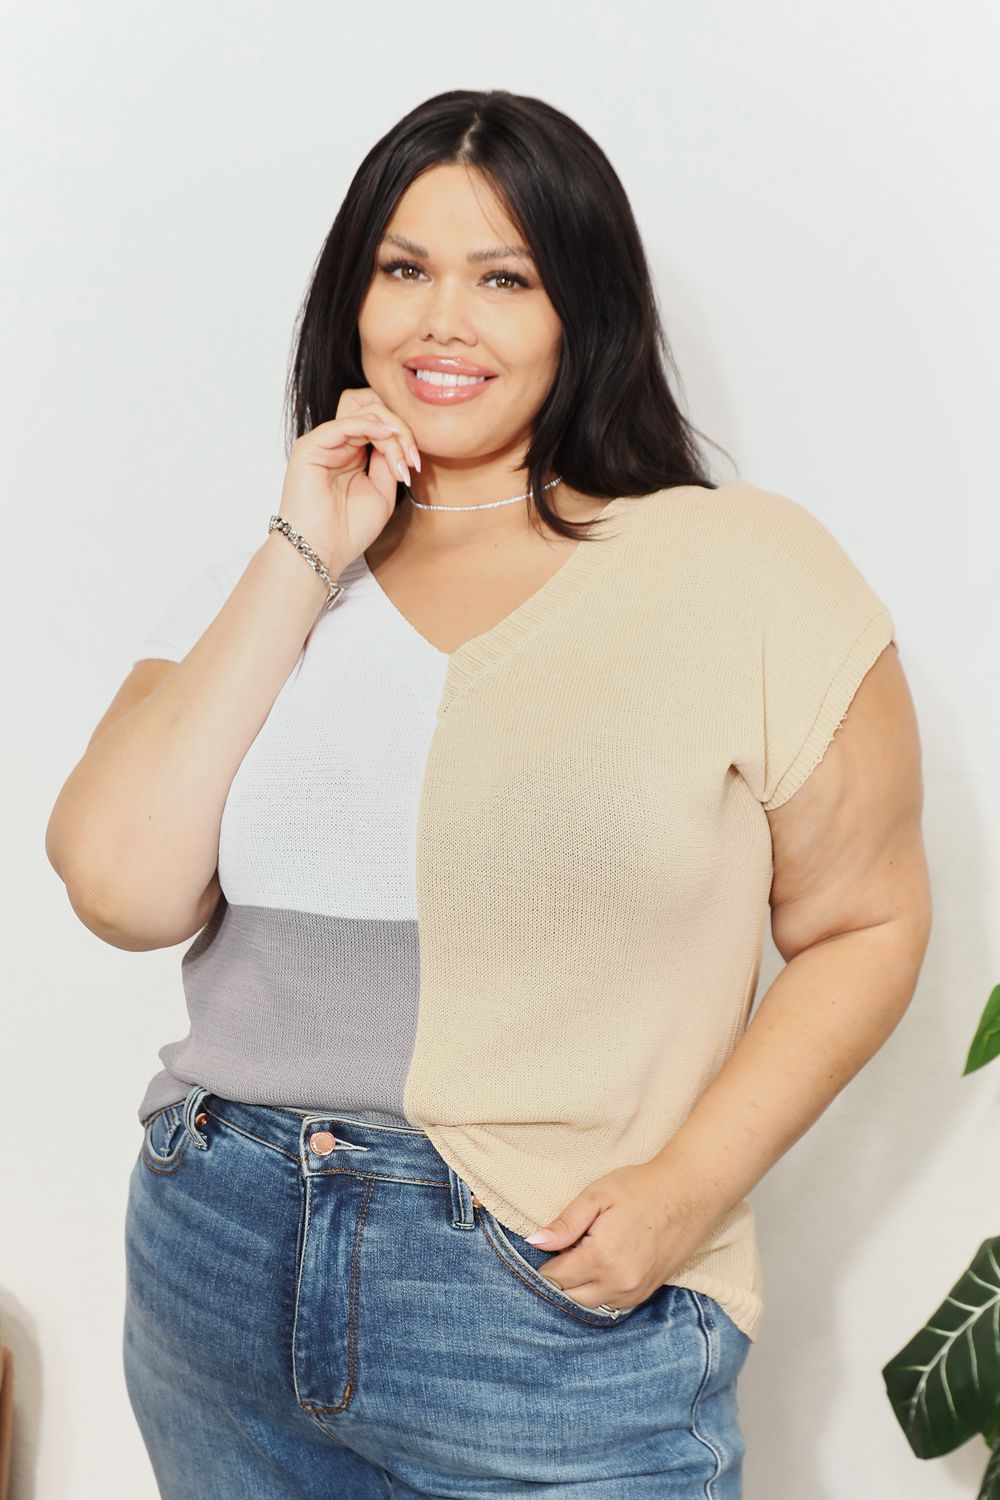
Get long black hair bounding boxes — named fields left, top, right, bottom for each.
left=283, top=89, right=731, bottom=541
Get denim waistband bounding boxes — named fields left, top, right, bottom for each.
left=172, top=1084, right=469, bottom=1195
left=158, top=1085, right=629, bottom=1305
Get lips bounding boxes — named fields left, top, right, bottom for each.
left=403, top=356, right=498, bottom=377
left=403, top=363, right=496, bottom=404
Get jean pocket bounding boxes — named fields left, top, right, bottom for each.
left=140, top=1102, right=190, bottom=1174
left=476, top=1206, right=640, bottom=1327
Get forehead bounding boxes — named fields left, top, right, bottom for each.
left=381, top=230, right=535, bottom=265
left=384, top=164, right=535, bottom=263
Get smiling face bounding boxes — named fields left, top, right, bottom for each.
left=357, top=162, right=563, bottom=477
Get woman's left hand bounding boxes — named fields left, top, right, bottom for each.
left=523, top=1162, right=713, bottom=1313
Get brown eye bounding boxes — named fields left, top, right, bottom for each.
left=379, top=259, right=424, bottom=281
left=486, top=270, right=527, bottom=291
left=378, top=259, right=529, bottom=291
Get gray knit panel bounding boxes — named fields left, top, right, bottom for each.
left=137, top=896, right=419, bottom=1125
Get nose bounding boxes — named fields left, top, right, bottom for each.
left=416, top=275, right=477, bottom=345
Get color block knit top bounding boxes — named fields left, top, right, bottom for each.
left=130, top=478, right=896, bottom=1341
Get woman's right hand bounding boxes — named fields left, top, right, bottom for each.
left=276, top=386, right=420, bottom=569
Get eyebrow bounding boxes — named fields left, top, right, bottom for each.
left=381, top=232, right=535, bottom=265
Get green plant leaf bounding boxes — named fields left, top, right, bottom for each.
left=977, top=1429, right=1000, bottom=1499
left=883, top=1236, right=1000, bottom=1458
left=965, top=985, right=1000, bottom=1075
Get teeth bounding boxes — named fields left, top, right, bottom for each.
left=412, top=369, right=488, bottom=387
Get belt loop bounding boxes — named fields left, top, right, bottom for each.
left=447, top=1166, right=479, bottom=1230
left=182, top=1085, right=211, bottom=1149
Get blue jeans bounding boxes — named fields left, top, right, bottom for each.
left=123, top=1084, right=752, bottom=1497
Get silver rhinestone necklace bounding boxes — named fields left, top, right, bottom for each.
left=404, top=475, right=563, bottom=511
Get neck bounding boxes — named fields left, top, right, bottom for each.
left=395, top=466, right=607, bottom=544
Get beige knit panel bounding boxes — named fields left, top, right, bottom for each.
left=401, top=479, right=894, bottom=1344
left=402, top=484, right=773, bottom=1223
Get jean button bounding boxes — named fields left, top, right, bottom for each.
left=194, top=1112, right=209, bottom=1127
left=308, top=1130, right=337, bottom=1156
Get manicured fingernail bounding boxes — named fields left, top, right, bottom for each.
left=396, top=458, right=411, bottom=484
left=525, top=1230, right=555, bottom=1245
left=407, top=443, right=421, bottom=472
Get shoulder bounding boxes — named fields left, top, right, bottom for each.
left=635, top=476, right=838, bottom=541
left=649, top=478, right=885, bottom=604
left=619, top=478, right=824, bottom=563
left=624, top=478, right=864, bottom=598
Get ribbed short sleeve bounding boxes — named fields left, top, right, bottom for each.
left=132, top=543, right=256, bottom=666
left=736, top=492, right=896, bottom=812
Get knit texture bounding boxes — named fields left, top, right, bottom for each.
left=131, top=479, right=896, bottom=1341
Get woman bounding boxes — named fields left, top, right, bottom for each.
left=46, top=89, right=931, bottom=1496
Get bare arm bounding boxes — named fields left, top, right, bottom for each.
left=645, top=642, right=933, bottom=1226
left=44, top=398, right=421, bottom=953
left=45, top=530, right=352, bottom=952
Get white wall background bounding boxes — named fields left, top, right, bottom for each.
left=3, top=1, right=998, bottom=1495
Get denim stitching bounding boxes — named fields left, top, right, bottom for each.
left=140, top=1156, right=186, bottom=1176
left=290, top=1167, right=314, bottom=1415
left=687, top=1289, right=725, bottom=1496
left=447, top=1166, right=476, bottom=1230
left=204, top=1107, right=308, bottom=1162
left=308, top=1167, right=446, bottom=1186
left=298, top=1177, right=375, bottom=1415
left=296, top=1112, right=426, bottom=1136
left=140, top=1108, right=187, bottom=1174
left=182, top=1086, right=211, bottom=1148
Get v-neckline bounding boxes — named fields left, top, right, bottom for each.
left=359, top=490, right=658, bottom=714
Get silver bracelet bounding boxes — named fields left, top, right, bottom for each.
left=267, top=514, right=346, bottom=611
